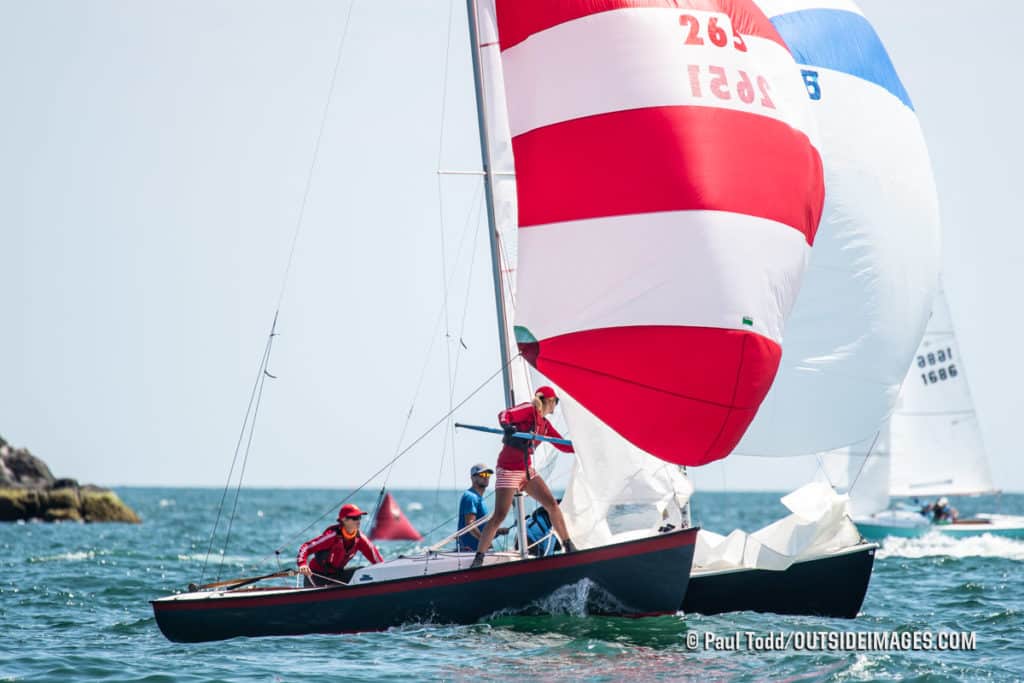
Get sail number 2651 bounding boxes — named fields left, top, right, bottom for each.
left=680, top=14, right=774, bottom=109
left=918, top=347, right=958, bottom=385
left=687, top=66, right=775, bottom=108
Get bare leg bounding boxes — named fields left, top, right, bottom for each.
left=524, top=475, right=572, bottom=548
left=475, top=487, right=515, bottom=556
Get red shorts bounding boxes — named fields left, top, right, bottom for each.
left=495, top=466, right=537, bottom=491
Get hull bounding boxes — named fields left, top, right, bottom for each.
left=682, top=543, right=877, bottom=619
left=153, top=528, right=697, bottom=642
left=856, top=513, right=1024, bottom=541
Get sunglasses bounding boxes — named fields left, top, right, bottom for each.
left=474, top=471, right=493, bottom=479
left=343, top=515, right=364, bottom=521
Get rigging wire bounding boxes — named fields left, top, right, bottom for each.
left=216, top=329, right=277, bottom=580
left=369, top=181, right=483, bottom=523
left=201, top=0, right=357, bottom=576
left=433, top=0, right=459, bottom=512
left=266, top=355, right=520, bottom=563
left=199, top=319, right=275, bottom=583
left=273, top=0, right=357, bottom=314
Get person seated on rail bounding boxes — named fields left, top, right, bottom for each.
left=297, top=503, right=383, bottom=586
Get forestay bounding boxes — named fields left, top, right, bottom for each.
left=736, top=0, right=941, bottom=457
left=495, top=0, right=825, bottom=466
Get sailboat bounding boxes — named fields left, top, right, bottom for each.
left=832, top=286, right=1024, bottom=540
left=153, top=0, right=824, bottom=641
left=679, top=0, right=943, bottom=617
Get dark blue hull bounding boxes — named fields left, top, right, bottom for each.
left=153, top=528, right=697, bottom=642
left=682, top=544, right=876, bottom=619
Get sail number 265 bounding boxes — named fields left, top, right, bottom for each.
left=918, top=347, right=958, bottom=385
left=679, top=13, right=747, bottom=51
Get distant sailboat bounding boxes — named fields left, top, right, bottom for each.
left=831, top=287, right=1024, bottom=540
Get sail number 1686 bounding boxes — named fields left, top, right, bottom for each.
left=918, top=347, right=958, bottom=385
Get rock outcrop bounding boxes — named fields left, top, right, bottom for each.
left=0, top=435, right=140, bottom=523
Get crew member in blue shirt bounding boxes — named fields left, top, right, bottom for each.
left=457, top=463, right=508, bottom=551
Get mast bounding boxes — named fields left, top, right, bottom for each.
left=466, top=0, right=529, bottom=560
left=465, top=0, right=513, bottom=410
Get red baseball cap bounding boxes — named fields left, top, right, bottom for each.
left=535, top=386, right=558, bottom=400
left=338, top=503, right=368, bottom=520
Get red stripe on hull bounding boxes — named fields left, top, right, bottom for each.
left=520, top=326, right=781, bottom=465
left=496, top=0, right=788, bottom=51
left=512, top=106, right=823, bottom=246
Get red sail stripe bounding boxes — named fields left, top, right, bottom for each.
left=495, top=0, right=788, bottom=51
left=519, top=325, right=782, bottom=466
left=512, top=106, right=823, bottom=246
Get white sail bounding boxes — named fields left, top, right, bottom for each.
left=694, top=482, right=862, bottom=572
left=736, top=0, right=941, bottom=458
left=887, top=287, right=995, bottom=497
left=475, top=0, right=533, bottom=408
left=820, top=430, right=891, bottom=517
left=558, top=391, right=692, bottom=549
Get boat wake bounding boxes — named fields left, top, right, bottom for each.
left=877, top=532, right=1024, bottom=561
left=485, top=579, right=629, bottom=619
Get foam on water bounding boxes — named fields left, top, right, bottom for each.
left=175, top=553, right=259, bottom=565
left=877, top=532, right=1024, bottom=560
left=28, top=551, right=96, bottom=563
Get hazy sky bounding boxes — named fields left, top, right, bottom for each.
left=2, top=1, right=1021, bottom=494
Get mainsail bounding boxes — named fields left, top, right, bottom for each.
left=888, top=287, right=995, bottom=497
left=736, top=0, right=941, bottom=457
left=826, top=287, right=996, bottom=515
left=495, top=0, right=825, bottom=466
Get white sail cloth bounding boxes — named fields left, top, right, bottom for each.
left=476, top=0, right=532, bottom=406
left=888, top=287, right=994, bottom=497
left=558, top=392, right=692, bottom=550
left=736, top=0, right=940, bottom=457
left=826, top=287, right=996, bottom=513
left=693, top=482, right=862, bottom=571
left=821, top=431, right=891, bottom=517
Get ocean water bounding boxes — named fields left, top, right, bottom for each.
left=2, top=489, right=1022, bottom=682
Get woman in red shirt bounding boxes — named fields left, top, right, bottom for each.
left=470, top=386, right=576, bottom=568
left=297, top=503, right=383, bottom=586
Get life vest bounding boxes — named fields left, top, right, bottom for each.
left=314, top=525, right=361, bottom=572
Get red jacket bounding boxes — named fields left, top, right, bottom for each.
left=297, top=526, right=383, bottom=574
left=497, top=402, right=574, bottom=470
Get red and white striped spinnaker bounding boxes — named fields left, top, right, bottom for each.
left=495, top=0, right=824, bottom=466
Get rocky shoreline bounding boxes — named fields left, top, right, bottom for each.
left=0, top=435, right=140, bottom=523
